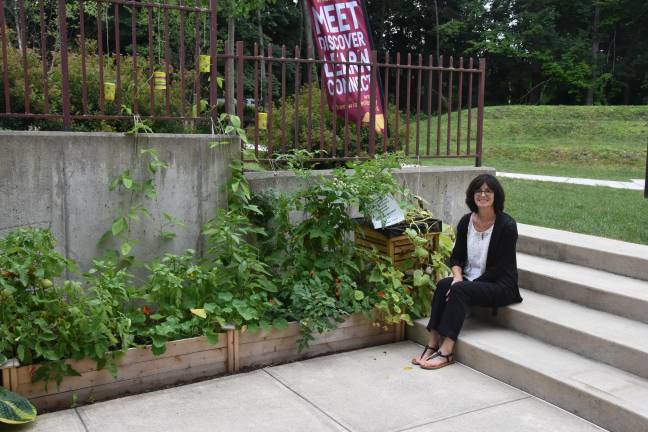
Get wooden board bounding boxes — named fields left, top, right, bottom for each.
left=238, top=314, right=397, bottom=369
left=7, top=333, right=230, bottom=412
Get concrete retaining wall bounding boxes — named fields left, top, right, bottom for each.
left=0, top=132, right=239, bottom=271
left=245, top=166, right=496, bottom=226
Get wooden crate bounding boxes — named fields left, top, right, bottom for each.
left=354, top=222, right=440, bottom=269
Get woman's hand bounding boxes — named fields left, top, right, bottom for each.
left=447, top=267, right=463, bottom=301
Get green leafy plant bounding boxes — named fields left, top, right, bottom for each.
left=0, top=228, right=132, bottom=384
left=102, top=148, right=185, bottom=260
left=210, top=113, right=249, bottom=146
left=0, top=386, right=37, bottom=425
left=250, top=153, right=417, bottom=349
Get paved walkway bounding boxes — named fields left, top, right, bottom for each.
left=497, top=172, right=645, bottom=190
left=3, top=342, right=605, bottom=432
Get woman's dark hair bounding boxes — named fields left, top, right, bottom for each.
left=465, top=174, right=505, bottom=213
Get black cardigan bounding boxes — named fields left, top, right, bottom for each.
left=448, top=211, right=523, bottom=305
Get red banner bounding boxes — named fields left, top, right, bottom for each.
left=307, top=0, right=385, bottom=134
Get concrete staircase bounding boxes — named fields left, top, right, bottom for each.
left=408, top=223, right=648, bottom=432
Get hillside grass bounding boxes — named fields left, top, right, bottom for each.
left=407, top=105, right=648, bottom=244
left=501, top=178, right=648, bottom=245
left=411, top=105, right=648, bottom=181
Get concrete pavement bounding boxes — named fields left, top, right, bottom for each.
left=497, top=172, right=645, bottom=190
left=2, top=342, right=606, bottom=432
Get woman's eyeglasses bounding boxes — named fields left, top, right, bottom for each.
left=474, top=189, right=494, bottom=196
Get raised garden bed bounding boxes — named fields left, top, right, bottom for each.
left=0, top=314, right=398, bottom=412
left=0, top=331, right=234, bottom=412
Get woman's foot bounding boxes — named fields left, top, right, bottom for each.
left=419, top=350, right=454, bottom=369
left=411, top=344, right=438, bottom=365
left=412, top=333, right=441, bottom=365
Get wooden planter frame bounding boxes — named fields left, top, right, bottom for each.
left=0, top=313, right=400, bottom=412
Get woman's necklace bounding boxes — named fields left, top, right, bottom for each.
left=472, top=213, right=495, bottom=239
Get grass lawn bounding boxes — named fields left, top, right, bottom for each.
left=413, top=105, right=647, bottom=181
left=502, top=178, right=648, bottom=245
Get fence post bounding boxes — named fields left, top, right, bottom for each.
left=58, top=0, right=71, bottom=129
left=209, top=0, right=219, bottom=123
left=475, top=58, right=486, bottom=167
left=236, top=41, right=244, bottom=120
left=368, top=50, right=377, bottom=157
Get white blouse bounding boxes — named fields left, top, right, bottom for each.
left=463, top=217, right=494, bottom=281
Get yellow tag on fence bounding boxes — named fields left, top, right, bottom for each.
left=153, top=71, right=166, bottom=91
left=199, top=55, right=211, bottom=73
left=104, top=82, right=116, bottom=101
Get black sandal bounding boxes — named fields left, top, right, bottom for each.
left=411, top=344, right=438, bottom=365
left=420, top=350, right=454, bottom=370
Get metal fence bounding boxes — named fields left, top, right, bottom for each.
left=0, top=0, right=218, bottom=126
left=0, top=1, right=485, bottom=165
left=233, top=41, right=485, bottom=165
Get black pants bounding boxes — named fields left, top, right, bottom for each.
left=426, top=276, right=504, bottom=341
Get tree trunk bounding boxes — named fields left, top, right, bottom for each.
left=226, top=18, right=235, bottom=114
left=301, top=0, right=315, bottom=56
left=300, top=0, right=319, bottom=86
left=586, top=4, right=600, bottom=105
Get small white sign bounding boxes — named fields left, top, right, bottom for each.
left=370, top=194, right=405, bottom=229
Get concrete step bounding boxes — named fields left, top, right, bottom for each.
left=481, top=289, right=648, bottom=380
left=517, top=253, right=648, bottom=324
left=517, top=224, right=648, bottom=281
left=408, top=318, right=648, bottom=432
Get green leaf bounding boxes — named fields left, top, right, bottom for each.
left=95, top=344, right=107, bottom=359
left=42, top=349, right=60, bottom=361
left=260, top=320, right=272, bottom=332
left=151, top=336, right=167, bottom=349
left=413, top=269, right=431, bottom=287
left=111, top=217, right=127, bottom=237
left=120, top=241, right=132, bottom=256
left=0, top=386, right=37, bottom=424
left=62, top=364, right=82, bottom=377
left=260, top=280, right=278, bottom=292
left=204, top=330, right=219, bottom=345
left=151, top=344, right=166, bottom=356
left=415, top=246, right=429, bottom=259
left=122, top=176, right=133, bottom=189
left=105, top=362, right=118, bottom=379
left=40, top=332, right=57, bottom=341
left=272, top=318, right=289, bottom=329
left=16, top=345, right=25, bottom=362
left=354, top=290, right=365, bottom=301
left=368, top=270, right=383, bottom=283
left=161, top=231, right=176, bottom=240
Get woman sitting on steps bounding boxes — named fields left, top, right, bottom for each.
left=412, top=174, right=523, bottom=369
